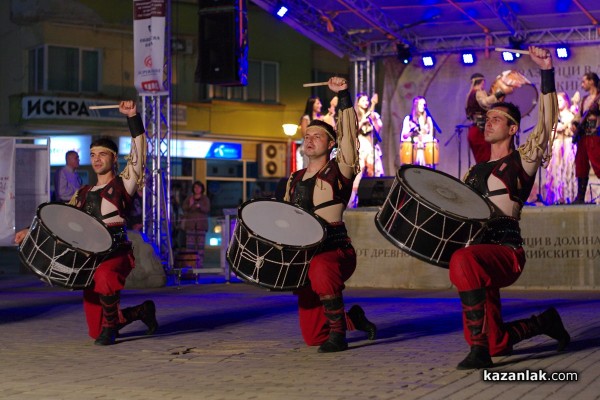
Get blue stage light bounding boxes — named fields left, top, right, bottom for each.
left=276, top=5, right=288, bottom=18
left=422, top=55, right=435, bottom=68
left=501, top=51, right=521, bottom=63
left=462, top=52, right=475, bottom=65
left=556, top=47, right=570, bottom=59
left=397, top=44, right=412, bottom=65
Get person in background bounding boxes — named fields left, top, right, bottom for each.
left=349, top=92, right=383, bottom=208
left=465, top=73, right=511, bottom=164
left=54, top=150, right=82, bottom=202
left=400, top=96, right=435, bottom=167
left=181, top=181, right=211, bottom=267
left=544, top=92, right=577, bottom=204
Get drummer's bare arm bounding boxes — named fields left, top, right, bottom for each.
left=118, top=100, right=148, bottom=196
left=14, top=228, right=29, bottom=245
left=476, top=90, right=502, bottom=109
left=518, top=46, right=558, bottom=175
left=328, top=78, right=359, bottom=179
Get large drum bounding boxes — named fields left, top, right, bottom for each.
left=375, top=166, right=493, bottom=268
left=490, top=70, right=539, bottom=117
left=226, top=199, right=326, bottom=291
left=19, top=203, right=115, bottom=289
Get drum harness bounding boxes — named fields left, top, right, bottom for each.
left=465, top=157, right=525, bottom=249
left=83, top=189, right=129, bottom=249
left=290, top=165, right=353, bottom=253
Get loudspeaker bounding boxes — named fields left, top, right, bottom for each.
left=195, top=0, right=248, bottom=86
left=357, top=177, right=395, bottom=207
left=258, top=143, right=287, bottom=179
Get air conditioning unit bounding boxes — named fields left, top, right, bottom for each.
left=257, top=143, right=287, bottom=178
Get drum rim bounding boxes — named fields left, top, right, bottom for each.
left=236, top=198, right=327, bottom=249
left=397, top=165, right=494, bottom=222
left=36, top=202, right=115, bottom=255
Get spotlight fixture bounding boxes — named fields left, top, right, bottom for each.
left=501, top=51, right=520, bottom=63
left=275, top=3, right=288, bottom=18
left=461, top=52, right=476, bottom=65
left=397, top=43, right=412, bottom=65
left=422, top=55, right=436, bottom=68
left=556, top=46, right=570, bottom=59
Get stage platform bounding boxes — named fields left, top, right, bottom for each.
left=344, top=205, right=600, bottom=291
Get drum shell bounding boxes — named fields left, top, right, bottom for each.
left=226, top=199, right=326, bottom=291
left=18, top=203, right=115, bottom=289
left=375, top=166, right=491, bottom=268
left=400, top=141, right=415, bottom=164
left=424, top=142, right=439, bottom=165
left=19, top=218, right=107, bottom=289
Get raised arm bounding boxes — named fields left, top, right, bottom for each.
left=118, top=101, right=148, bottom=196
left=518, top=46, right=559, bottom=175
left=329, top=78, right=359, bottom=179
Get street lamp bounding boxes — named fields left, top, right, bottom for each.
left=282, top=123, right=298, bottom=174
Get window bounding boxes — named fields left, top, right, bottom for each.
left=28, top=45, right=100, bottom=93
left=208, top=60, right=279, bottom=103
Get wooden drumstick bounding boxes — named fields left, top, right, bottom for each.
left=302, top=82, right=329, bottom=87
left=494, top=47, right=530, bottom=55
left=89, top=105, right=120, bottom=110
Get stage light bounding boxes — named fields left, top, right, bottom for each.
left=397, top=44, right=412, bottom=65
left=462, top=52, right=476, bottom=65
left=501, top=51, right=520, bottom=63
left=556, top=47, right=570, bottom=59
left=422, top=55, right=435, bottom=68
left=275, top=3, right=288, bottom=18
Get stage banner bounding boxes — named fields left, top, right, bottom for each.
left=133, top=0, right=166, bottom=93
left=0, top=138, right=16, bottom=246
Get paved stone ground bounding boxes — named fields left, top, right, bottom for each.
left=1, top=272, right=600, bottom=400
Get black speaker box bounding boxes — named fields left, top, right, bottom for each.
left=357, top=177, right=395, bottom=207
left=195, top=0, right=248, bottom=86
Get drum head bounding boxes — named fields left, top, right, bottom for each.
left=504, top=84, right=538, bottom=117
left=401, top=166, right=492, bottom=220
left=39, top=203, right=113, bottom=253
left=239, top=200, right=325, bottom=247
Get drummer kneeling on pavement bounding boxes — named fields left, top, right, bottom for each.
left=282, top=77, right=377, bottom=353
left=448, top=46, right=570, bottom=369
left=15, top=100, right=158, bottom=346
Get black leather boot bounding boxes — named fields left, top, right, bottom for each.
left=573, top=177, right=589, bottom=204
left=348, top=305, right=377, bottom=340
left=120, top=300, right=158, bottom=335
left=95, top=293, right=120, bottom=346
left=457, top=288, right=492, bottom=370
left=505, top=307, right=570, bottom=352
left=318, top=296, right=348, bottom=353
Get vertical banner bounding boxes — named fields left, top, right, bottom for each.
left=133, top=0, right=166, bottom=93
left=0, top=138, right=16, bottom=245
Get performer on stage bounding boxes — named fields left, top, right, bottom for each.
left=465, top=73, right=511, bottom=164
left=449, top=46, right=570, bottom=369
left=400, top=96, right=436, bottom=167
left=284, top=77, right=376, bottom=353
left=545, top=92, right=577, bottom=204
left=297, top=96, right=325, bottom=170
left=348, top=92, right=383, bottom=208
left=571, top=72, right=600, bottom=204
left=15, top=101, right=158, bottom=346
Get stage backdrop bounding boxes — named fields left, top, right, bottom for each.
left=379, top=44, right=600, bottom=200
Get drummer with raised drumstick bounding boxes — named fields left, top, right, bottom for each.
left=15, top=100, right=158, bottom=346
left=465, top=72, right=512, bottom=163
left=283, top=77, right=377, bottom=353
left=450, top=46, right=570, bottom=369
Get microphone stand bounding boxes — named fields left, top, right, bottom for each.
left=445, top=124, right=470, bottom=179
left=425, top=107, right=442, bottom=170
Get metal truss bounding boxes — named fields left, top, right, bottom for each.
left=140, top=0, right=173, bottom=270
left=482, top=0, right=527, bottom=39
left=368, top=25, right=600, bottom=57
left=252, top=0, right=364, bottom=58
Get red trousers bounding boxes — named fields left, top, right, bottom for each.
left=448, top=244, right=525, bottom=356
left=575, top=135, right=600, bottom=178
left=83, top=248, right=134, bottom=339
left=295, top=247, right=357, bottom=346
left=467, top=125, right=491, bottom=164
